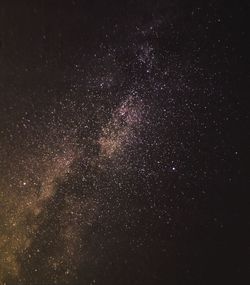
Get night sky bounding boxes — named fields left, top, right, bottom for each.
left=0, top=1, right=249, bottom=284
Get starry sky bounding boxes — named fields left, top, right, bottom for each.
left=0, top=1, right=249, bottom=285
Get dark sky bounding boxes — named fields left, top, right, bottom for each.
left=0, top=1, right=249, bottom=285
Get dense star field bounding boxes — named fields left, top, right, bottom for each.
left=0, top=1, right=249, bottom=285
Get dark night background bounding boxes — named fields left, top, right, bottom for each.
left=0, top=1, right=249, bottom=285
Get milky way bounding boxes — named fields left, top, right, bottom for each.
left=0, top=1, right=247, bottom=285
left=0, top=91, right=148, bottom=284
